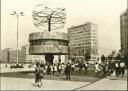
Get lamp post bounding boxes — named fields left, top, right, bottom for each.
left=11, top=11, right=24, bottom=64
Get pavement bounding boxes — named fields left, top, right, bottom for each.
left=76, top=70, right=127, bottom=90
left=0, top=65, right=127, bottom=90
left=1, top=70, right=127, bottom=90
left=0, top=77, right=89, bottom=90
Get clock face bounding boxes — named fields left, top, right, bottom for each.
left=33, top=4, right=66, bottom=31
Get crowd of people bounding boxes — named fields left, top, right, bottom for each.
left=34, top=62, right=72, bottom=87
left=76, top=60, right=126, bottom=77
left=34, top=60, right=126, bottom=87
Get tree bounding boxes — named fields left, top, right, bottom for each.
left=107, top=54, right=113, bottom=60
left=115, top=53, right=121, bottom=60
left=107, top=50, right=116, bottom=60
left=101, top=54, right=106, bottom=62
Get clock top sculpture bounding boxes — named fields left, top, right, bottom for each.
left=29, top=3, right=68, bottom=64
left=32, top=3, right=66, bottom=31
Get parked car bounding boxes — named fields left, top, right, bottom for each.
left=10, top=64, right=24, bottom=68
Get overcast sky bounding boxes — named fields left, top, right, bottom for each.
left=1, top=0, right=127, bottom=51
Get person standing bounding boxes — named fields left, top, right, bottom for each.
left=102, top=63, right=108, bottom=76
left=53, top=64, right=57, bottom=76
left=114, top=61, right=120, bottom=77
left=57, top=63, right=61, bottom=75
left=71, top=63, right=75, bottom=73
left=120, top=61, right=125, bottom=77
left=94, top=62, right=100, bottom=73
left=84, top=62, right=89, bottom=74
left=47, top=65, right=51, bottom=75
left=65, top=62, right=71, bottom=80
left=61, top=63, right=66, bottom=77
left=50, top=65, right=54, bottom=75
left=79, top=62, right=83, bottom=72
left=35, top=62, right=40, bottom=84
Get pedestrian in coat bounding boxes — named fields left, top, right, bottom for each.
left=65, top=62, right=71, bottom=80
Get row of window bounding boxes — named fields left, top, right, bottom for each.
left=30, top=39, right=68, bottom=46
left=69, top=28, right=97, bottom=34
left=69, top=32, right=91, bottom=37
left=69, top=33, right=97, bottom=40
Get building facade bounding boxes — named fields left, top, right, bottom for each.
left=0, top=48, right=10, bottom=63
left=0, top=48, right=26, bottom=63
left=120, top=9, right=128, bottom=54
left=68, top=22, right=98, bottom=62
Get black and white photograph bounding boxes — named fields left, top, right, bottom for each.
left=0, top=0, right=128, bottom=90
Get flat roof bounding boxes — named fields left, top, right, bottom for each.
left=68, top=22, right=97, bottom=29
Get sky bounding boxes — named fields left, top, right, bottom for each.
left=1, top=0, right=127, bottom=51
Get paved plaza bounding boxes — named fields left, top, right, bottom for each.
left=0, top=70, right=127, bottom=90
left=0, top=67, right=34, bottom=73
left=77, top=76, right=127, bottom=90
left=0, top=65, right=127, bottom=90
left=1, top=77, right=89, bottom=90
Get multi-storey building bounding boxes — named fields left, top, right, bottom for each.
left=68, top=22, right=98, bottom=62
left=0, top=48, right=26, bottom=63
left=0, top=48, right=10, bottom=63
left=120, top=9, right=128, bottom=54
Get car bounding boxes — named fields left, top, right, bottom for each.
left=10, top=64, right=24, bottom=68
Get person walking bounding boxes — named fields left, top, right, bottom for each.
left=34, top=62, right=43, bottom=87
left=120, top=61, right=125, bottom=77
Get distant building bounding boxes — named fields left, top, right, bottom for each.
left=21, top=44, right=30, bottom=62
left=0, top=48, right=10, bottom=63
left=0, top=48, right=26, bottom=63
left=68, top=22, right=98, bottom=61
left=120, top=9, right=128, bottom=54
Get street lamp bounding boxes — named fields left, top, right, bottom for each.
left=11, top=11, right=24, bottom=64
